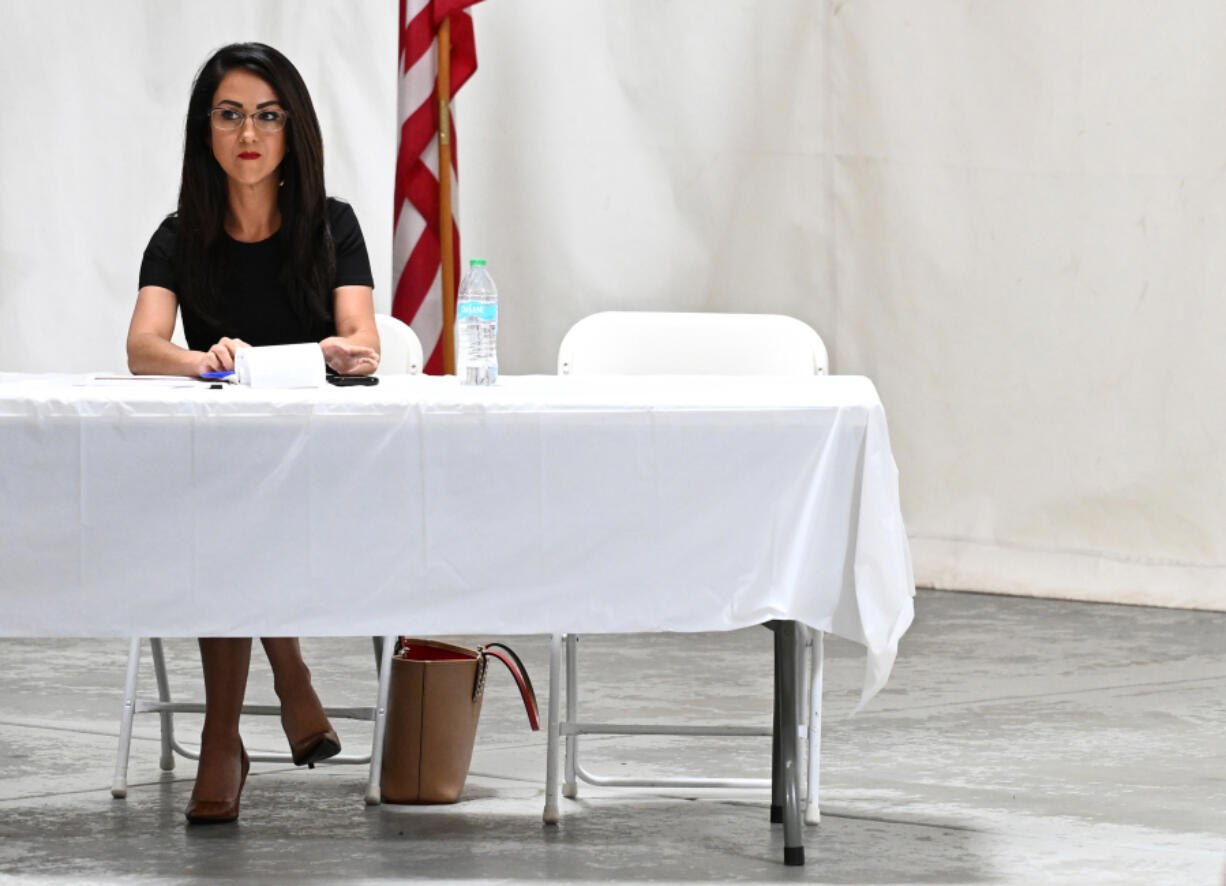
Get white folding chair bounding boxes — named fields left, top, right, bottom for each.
left=543, top=311, right=829, bottom=826
left=112, top=316, right=421, bottom=805
left=374, top=312, right=424, bottom=375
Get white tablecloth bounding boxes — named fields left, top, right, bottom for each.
left=0, top=373, right=914, bottom=704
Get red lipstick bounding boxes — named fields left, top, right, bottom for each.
left=238, top=152, right=261, bottom=160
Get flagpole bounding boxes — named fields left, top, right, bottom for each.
left=436, top=16, right=456, bottom=375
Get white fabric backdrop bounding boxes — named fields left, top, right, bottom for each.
left=1, top=0, right=1222, bottom=609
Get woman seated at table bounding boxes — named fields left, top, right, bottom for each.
left=126, top=42, right=380, bottom=824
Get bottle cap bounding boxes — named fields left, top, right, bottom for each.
left=469, top=259, right=487, bottom=267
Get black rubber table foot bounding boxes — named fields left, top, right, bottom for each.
left=784, top=846, right=805, bottom=866
left=770, top=804, right=783, bottom=823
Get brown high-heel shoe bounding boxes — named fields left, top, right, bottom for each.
left=185, top=743, right=250, bottom=824
left=279, top=689, right=341, bottom=767
left=287, top=725, right=341, bottom=768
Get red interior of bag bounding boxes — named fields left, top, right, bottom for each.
left=401, top=643, right=475, bottom=662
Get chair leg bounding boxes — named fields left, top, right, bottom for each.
left=148, top=638, right=176, bottom=771
left=543, top=632, right=563, bottom=824
left=364, top=635, right=397, bottom=806
left=111, top=637, right=142, bottom=799
left=805, top=630, right=823, bottom=825
left=563, top=633, right=579, bottom=799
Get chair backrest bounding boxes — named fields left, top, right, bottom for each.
left=375, top=314, right=424, bottom=375
left=557, top=311, right=828, bottom=377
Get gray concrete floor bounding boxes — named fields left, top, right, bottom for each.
left=0, top=589, right=1224, bottom=884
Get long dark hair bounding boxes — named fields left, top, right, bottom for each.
left=177, top=42, right=334, bottom=327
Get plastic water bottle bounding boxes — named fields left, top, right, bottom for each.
left=455, top=259, right=498, bottom=385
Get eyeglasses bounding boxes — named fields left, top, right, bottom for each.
left=208, top=107, right=289, bottom=133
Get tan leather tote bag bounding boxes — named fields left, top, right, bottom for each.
left=380, top=638, right=538, bottom=804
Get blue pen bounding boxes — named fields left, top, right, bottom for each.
left=200, top=371, right=235, bottom=379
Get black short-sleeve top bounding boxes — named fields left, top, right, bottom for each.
left=138, top=197, right=375, bottom=351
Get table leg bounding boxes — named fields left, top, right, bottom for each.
left=775, top=621, right=805, bottom=866
left=771, top=625, right=783, bottom=823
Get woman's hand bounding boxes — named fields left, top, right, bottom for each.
left=320, top=336, right=380, bottom=375
left=196, top=337, right=251, bottom=376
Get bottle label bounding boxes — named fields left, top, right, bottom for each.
left=457, top=300, right=497, bottom=322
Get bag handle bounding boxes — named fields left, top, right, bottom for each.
left=478, top=643, right=540, bottom=731
left=392, top=637, right=539, bottom=731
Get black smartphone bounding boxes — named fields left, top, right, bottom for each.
left=327, top=375, right=379, bottom=387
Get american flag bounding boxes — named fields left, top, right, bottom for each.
left=393, top=0, right=480, bottom=374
